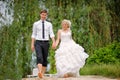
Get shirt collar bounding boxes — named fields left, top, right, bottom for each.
left=40, top=20, right=46, bottom=22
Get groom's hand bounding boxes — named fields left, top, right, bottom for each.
left=31, top=45, right=35, bottom=52
left=52, top=42, right=56, bottom=49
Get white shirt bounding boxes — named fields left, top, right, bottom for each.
left=31, top=20, right=55, bottom=40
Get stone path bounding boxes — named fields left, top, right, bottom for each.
left=22, top=75, right=119, bottom=80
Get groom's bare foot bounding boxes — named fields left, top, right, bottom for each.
left=38, top=73, right=43, bottom=78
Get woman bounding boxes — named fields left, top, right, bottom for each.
left=55, top=19, right=89, bottom=78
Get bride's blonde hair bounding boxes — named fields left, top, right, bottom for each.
left=62, top=19, right=71, bottom=29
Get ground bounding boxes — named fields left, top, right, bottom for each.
left=22, top=75, right=119, bottom=80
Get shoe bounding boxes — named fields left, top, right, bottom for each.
left=38, top=73, right=43, bottom=78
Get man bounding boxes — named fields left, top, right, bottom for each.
left=31, top=10, right=55, bottom=78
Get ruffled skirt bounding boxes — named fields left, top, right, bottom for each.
left=55, top=40, right=89, bottom=77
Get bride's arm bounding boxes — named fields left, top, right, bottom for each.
left=55, top=29, right=61, bottom=47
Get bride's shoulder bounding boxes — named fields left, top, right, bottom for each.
left=58, top=29, right=62, bottom=33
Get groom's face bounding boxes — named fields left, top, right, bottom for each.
left=40, top=12, right=47, bottom=20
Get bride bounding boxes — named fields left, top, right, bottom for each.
left=54, top=19, right=89, bottom=78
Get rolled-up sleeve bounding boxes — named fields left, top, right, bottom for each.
left=49, top=23, right=55, bottom=38
left=31, top=23, right=37, bottom=39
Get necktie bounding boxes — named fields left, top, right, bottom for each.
left=42, top=21, right=45, bottom=39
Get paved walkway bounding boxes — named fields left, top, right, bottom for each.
left=22, top=75, right=118, bottom=80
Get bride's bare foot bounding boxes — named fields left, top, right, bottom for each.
left=63, top=74, right=68, bottom=78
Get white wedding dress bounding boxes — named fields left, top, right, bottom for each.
left=55, top=30, right=89, bottom=77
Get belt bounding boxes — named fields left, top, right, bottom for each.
left=36, top=40, right=49, bottom=42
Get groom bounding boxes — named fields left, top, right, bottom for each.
left=31, top=9, right=56, bottom=78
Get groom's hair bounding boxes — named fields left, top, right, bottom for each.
left=40, top=9, right=47, bottom=14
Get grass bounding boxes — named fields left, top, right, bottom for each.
left=80, top=64, right=120, bottom=79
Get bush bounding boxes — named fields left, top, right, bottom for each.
left=87, top=42, right=120, bottom=64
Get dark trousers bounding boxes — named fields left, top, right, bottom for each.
left=35, top=40, right=49, bottom=67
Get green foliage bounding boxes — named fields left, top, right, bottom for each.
left=0, top=0, right=40, bottom=79
left=48, top=48, right=57, bottom=74
left=87, top=42, right=120, bottom=64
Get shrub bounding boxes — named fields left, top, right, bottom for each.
left=87, top=42, right=120, bottom=64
